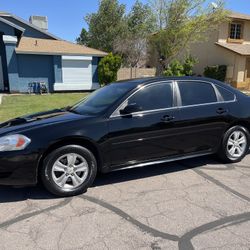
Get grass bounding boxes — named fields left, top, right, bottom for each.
left=0, top=93, right=88, bottom=123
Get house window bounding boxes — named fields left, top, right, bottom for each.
left=229, top=23, right=242, bottom=39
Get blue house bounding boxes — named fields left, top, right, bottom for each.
left=0, top=12, right=107, bottom=93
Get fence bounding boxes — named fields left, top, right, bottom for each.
left=117, top=68, right=156, bottom=81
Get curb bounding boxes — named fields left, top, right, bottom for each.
left=0, top=94, right=2, bottom=105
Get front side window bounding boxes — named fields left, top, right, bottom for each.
left=127, top=82, right=173, bottom=111
left=178, top=81, right=217, bottom=106
left=71, top=83, right=134, bottom=115
left=230, top=23, right=242, bottom=40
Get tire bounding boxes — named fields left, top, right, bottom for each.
left=217, top=126, right=249, bottom=163
left=41, top=145, right=97, bottom=197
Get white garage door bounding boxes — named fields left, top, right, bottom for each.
left=55, top=56, right=93, bottom=91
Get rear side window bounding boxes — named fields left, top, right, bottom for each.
left=216, top=85, right=235, bottom=101
left=178, top=81, right=217, bottom=106
left=128, top=82, right=173, bottom=111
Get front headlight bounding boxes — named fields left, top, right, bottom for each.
left=0, top=134, right=31, bottom=152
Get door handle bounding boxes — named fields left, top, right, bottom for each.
left=161, top=115, right=175, bottom=122
left=216, top=108, right=228, bottom=115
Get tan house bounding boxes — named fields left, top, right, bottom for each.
left=189, top=11, right=250, bottom=90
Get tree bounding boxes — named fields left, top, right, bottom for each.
left=149, top=0, right=168, bottom=29
left=127, top=0, right=156, bottom=36
left=148, top=0, right=228, bottom=75
left=76, top=28, right=90, bottom=46
left=98, top=53, right=122, bottom=86
left=85, top=0, right=126, bottom=52
left=114, top=0, right=156, bottom=72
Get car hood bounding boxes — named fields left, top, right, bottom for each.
left=0, top=109, right=89, bottom=136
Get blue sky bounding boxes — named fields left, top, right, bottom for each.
left=1, top=0, right=250, bottom=42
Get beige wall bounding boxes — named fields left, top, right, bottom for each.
left=218, top=22, right=229, bottom=43
left=186, top=22, right=249, bottom=89
left=117, top=68, right=156, bottom=81
left=243, top=21, right=250, bottom=44
left=218, top=20, right=250, bottom=44
left=188, top=30, right=237, bottom=77
left=235, top=56, right=246, bottom=82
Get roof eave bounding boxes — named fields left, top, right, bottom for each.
left=0, top=16, right=25, bottom=32
left=215, top=42, right=249, bottom=56
left=15, top=50, right=107, bottom=57
left=5, top=14, right=61, bottom=40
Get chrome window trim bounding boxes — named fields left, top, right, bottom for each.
left=213, top=83, right=237, bottom=102
left=110, top=80, right=175, bottom=118
left=109, top=79, right=237, bottom=119
left=175, top=80, right=237, bottom=109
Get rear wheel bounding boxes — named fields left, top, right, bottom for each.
left=217, top=126, right=249, bottom=163
left=41, top=145, right=97, bottom=197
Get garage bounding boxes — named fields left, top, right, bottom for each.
left=54, top=56, right=93, bottom=91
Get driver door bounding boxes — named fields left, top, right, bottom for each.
left=107, top=81, right=182, bottom=168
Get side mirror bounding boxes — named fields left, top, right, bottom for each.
left=120, top=104, right=142, bottom=115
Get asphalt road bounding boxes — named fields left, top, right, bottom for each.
left=0, top=154, right=249, bottom=250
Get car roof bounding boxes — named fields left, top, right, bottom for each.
left=114, top=76, right=243, bottom=95
left=115, top=76, right=222, bottom=87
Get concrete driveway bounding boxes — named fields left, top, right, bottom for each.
left=0, top=154, right=249, bottom=250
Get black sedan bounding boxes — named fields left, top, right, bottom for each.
left=0, top=77, right=249, bottom=196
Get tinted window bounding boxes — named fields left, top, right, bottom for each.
left=178, top=81, right=217, bottom=106
left=216, top=85, right=235, bottom=101
left=128, top=82, right=173, bottom=111
left=71, top=83, right=134, bottom=115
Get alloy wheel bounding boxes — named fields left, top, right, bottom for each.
left=51, top=153, right=89, bottom=189
left=226, top=130, right=247, bottom=159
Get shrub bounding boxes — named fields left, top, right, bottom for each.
left=182, top=55, right=198, bottom=76
left=164, top=60, right=184, bottom=76
left=204, top=65, right=227, bottom=81
left=163, top=56, right=198, bottom=77
left=98, top=53, right=122, bottom=86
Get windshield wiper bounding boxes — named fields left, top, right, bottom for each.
left=61, top=106, right=72, bottom=111
left=61, top=106, right=80, bottom=115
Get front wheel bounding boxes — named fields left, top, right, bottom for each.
left=41, top=145, right=97, bottom=197
left=217, top=126, right=249, bottom=163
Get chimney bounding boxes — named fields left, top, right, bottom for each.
left=29, top=15, right=48, bottom=31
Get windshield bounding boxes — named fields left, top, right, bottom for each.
left=70, top=83, right=134, bottom=115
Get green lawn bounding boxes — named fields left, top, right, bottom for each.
left=0, top=93, right=87, bottom=123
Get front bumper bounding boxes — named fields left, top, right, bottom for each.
left=0, top=150, right=39, bottom=186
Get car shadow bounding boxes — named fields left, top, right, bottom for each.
left=0, top=154, right=248, bottom=203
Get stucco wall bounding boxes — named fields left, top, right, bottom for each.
left=218, top=20, right=250, bottom=45
left=243, top=20, right=250, bottom=44
left=234, top=55, right=246, bottom=86
left=185, top=19, right=250, bottom=89
left=17, top=54, right=55, bottom=92
left=218, top=22, right=228, bottom=43
left=187, top=30, right=241, bottom=83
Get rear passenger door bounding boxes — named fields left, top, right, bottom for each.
left=176, top=80, right=230, bottom=154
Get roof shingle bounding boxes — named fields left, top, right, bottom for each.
left=228, top=11, right=250, bottom=21
left=216, top=42, right=250, bottom=56
left=15, top=37, right=107, bottom=57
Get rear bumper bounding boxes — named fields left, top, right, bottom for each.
left=0, top=151, right=39, bottom=186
